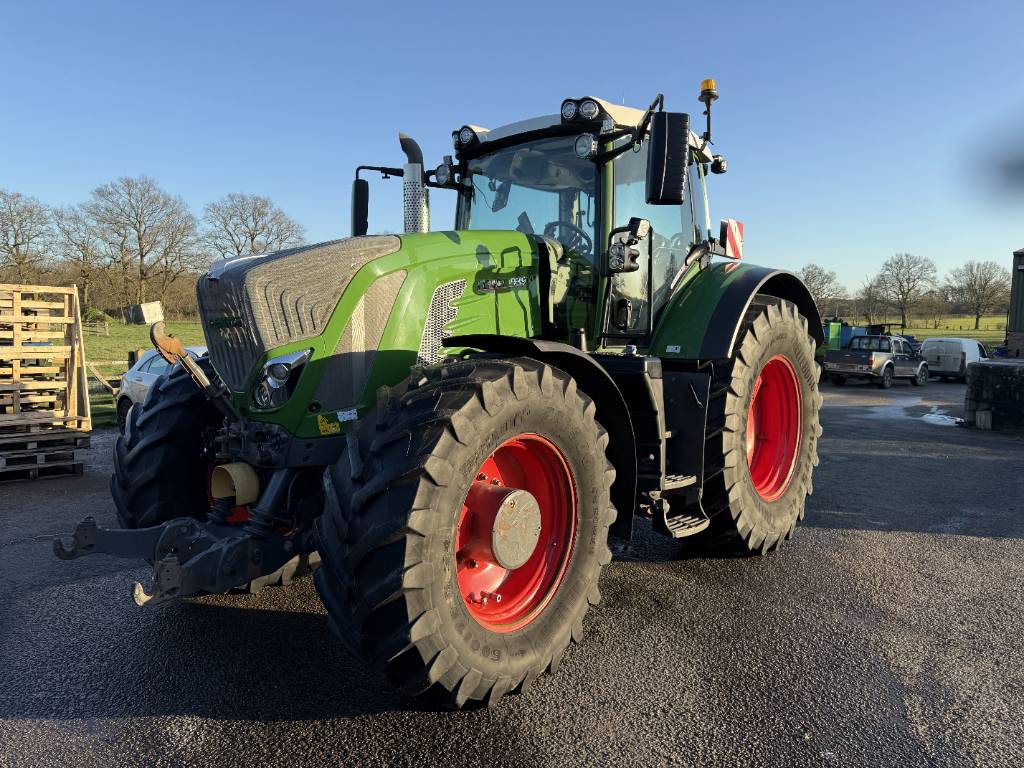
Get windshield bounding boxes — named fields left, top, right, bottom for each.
left=461, top=136, right=598, bottom=257
left=461, top=136, right=599, bottom=329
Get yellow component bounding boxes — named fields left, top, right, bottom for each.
left=700, top=78, right=717, bottom=93
left=317, top=414, right=341, bottom=435
left=210, top=462, right=261, bottom=505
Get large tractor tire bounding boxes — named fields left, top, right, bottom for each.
left=112, top=358, right=221, bottom=529
left=314, top=357, right=615, bottom=709
left=697, top=296, right=822, bottom=554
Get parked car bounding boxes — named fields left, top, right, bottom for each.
left=822, top=334, right=928, bottom=388
left=116, top=347, right=206, bottom=431
left=919, top=337, right=989, bottom=381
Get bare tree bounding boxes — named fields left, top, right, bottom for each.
left=917, top=288, right=952, bottom=330
left=855, top=276, right=885, bottom=324
left=52, top=206, right=103, bottom=307
left=84, top=176, right=204, bottom=307
left=0, top=189, right=52, bottom=282
left=945, top=260, right=1011, bottom=329
left=877, top=253, right=936, bottom=328
left=203, top=193, right=304, bottom=259
left=797, top=263, right=846, bottom=316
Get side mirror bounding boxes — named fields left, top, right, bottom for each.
left=645, top=111, right=690, bottom=205
left=351, top=178, right=369, bottom=236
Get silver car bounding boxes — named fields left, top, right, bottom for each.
left=116, top=347, right=207, bottom=431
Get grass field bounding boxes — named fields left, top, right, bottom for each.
left=84, top=321, right=205, bottom=428
left=874, top=315, right=1008, bottom=345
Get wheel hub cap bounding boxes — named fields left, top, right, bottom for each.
left=462, top=485, right=543, bottom=569
left=455, top=433, right=576, bottom=633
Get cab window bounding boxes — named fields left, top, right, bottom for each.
left=611, top=143, right=697, bottom=334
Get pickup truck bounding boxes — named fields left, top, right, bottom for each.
left=822, top=335, right=929, bottom=388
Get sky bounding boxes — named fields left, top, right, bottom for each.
left=2, top=0, right=1023, bottom=290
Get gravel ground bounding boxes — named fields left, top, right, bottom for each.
left=1, top=379, right=1022, bottom=767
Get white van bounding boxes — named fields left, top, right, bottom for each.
left=919, top=338, right=989, bottom=381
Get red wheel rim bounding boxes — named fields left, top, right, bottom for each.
left=455, top=433, right=576, bottom=633
left=745, top=355, right=803, bottom=501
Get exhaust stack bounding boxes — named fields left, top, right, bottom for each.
left=399, top=133, right=429, bottom=233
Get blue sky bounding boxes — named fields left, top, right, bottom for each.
left=1, top=0, right=1022, bottom=289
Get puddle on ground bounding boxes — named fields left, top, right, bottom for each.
left=862, top=397, right=923, bottom=420
left=861, top=398, right=961, bottom=426
left=920, top=406, right=961, bottom=427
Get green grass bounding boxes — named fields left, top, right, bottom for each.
left=84, top=321, right=205, bottom=429
left=880, top=316, right=1007, bottom=346
left=85, top=321, right=206, bottom=364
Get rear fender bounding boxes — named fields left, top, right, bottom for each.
left=651, top=263, right=824, bottom=360
left=444, top=334, right=637, bottom=540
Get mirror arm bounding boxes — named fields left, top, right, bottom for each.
left=355, top=165, right=405, bottom=180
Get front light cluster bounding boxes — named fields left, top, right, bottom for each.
left=574, top=133, right=598, bottom=159
left=253, top=348, right=312, bottom=410
left=453, top=125, right=483, bottom=150
left=560, top=97, right=604, bottom=124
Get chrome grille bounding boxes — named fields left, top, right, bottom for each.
left=417, top=279, right=466, bottom=366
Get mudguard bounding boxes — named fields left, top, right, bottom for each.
left=650, top=262, right=824, bottom=360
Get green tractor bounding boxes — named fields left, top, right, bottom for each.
left=56, top=81, right=823, bottom=708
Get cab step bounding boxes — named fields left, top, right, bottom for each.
left=652, top=494, right=711, bottom=539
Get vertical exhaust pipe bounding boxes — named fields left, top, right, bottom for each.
left=399, top=133, right=429, bottom=233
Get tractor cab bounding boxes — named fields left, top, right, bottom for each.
left=354, top=87, right=735, bottom=349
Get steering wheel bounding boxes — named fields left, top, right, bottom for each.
left=543, top=220, right=593, bottom=256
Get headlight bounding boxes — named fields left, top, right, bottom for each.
left=578, top=99, right=600, bottom=120
left=574, top=133, right=597, bottom=159
left=435, top=163, right=452, bottom=185
left=561, top=100, right=578, bottom=120
left=252, top=348, right=312, bottom=409
left=458, top=126, right=476, bottom=146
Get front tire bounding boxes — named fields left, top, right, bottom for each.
left=112, top=359, right=221, bottom=528
left=314, top=357, right=615, bottom=708
left=697, top=297, right=822, bottom=554
left=830, top=374, right=847, bottom=386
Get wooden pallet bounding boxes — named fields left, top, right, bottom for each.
left=0, top=284, right=91, bottom=482
left=0, top=461, right=84, bottom=483
left=0, top=283, right=91, bottom=433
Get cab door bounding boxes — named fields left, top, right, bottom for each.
left=893, top=340, right=914, bottom=377
left=606, top=140, right=697, bottom=340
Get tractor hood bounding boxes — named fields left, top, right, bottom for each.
left=196, top=236, right=402, bottom=390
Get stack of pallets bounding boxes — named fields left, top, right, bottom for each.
left=0, top=283, right=91, bottom=483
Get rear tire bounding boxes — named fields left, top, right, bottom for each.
left=830, top=374, right=847, bottom=386
left=911, top=365, right=928, bottom=386
left=314, top=357, right=615, bottom=708
left=877, top=366, right=894, bottom=389
left=695, top=297, right=821, bottom=555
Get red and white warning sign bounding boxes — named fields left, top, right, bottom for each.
left=719, top=219, right=744, bottom=260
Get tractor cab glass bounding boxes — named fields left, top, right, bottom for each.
left=460, top=135, right=599, bottom=330
left=608, top=140, right=698, bottom=336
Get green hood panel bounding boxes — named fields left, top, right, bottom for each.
left=217, top=231, right=544, bottom=437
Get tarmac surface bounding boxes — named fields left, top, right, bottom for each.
left=2, top=379, right=1023, bottom=767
